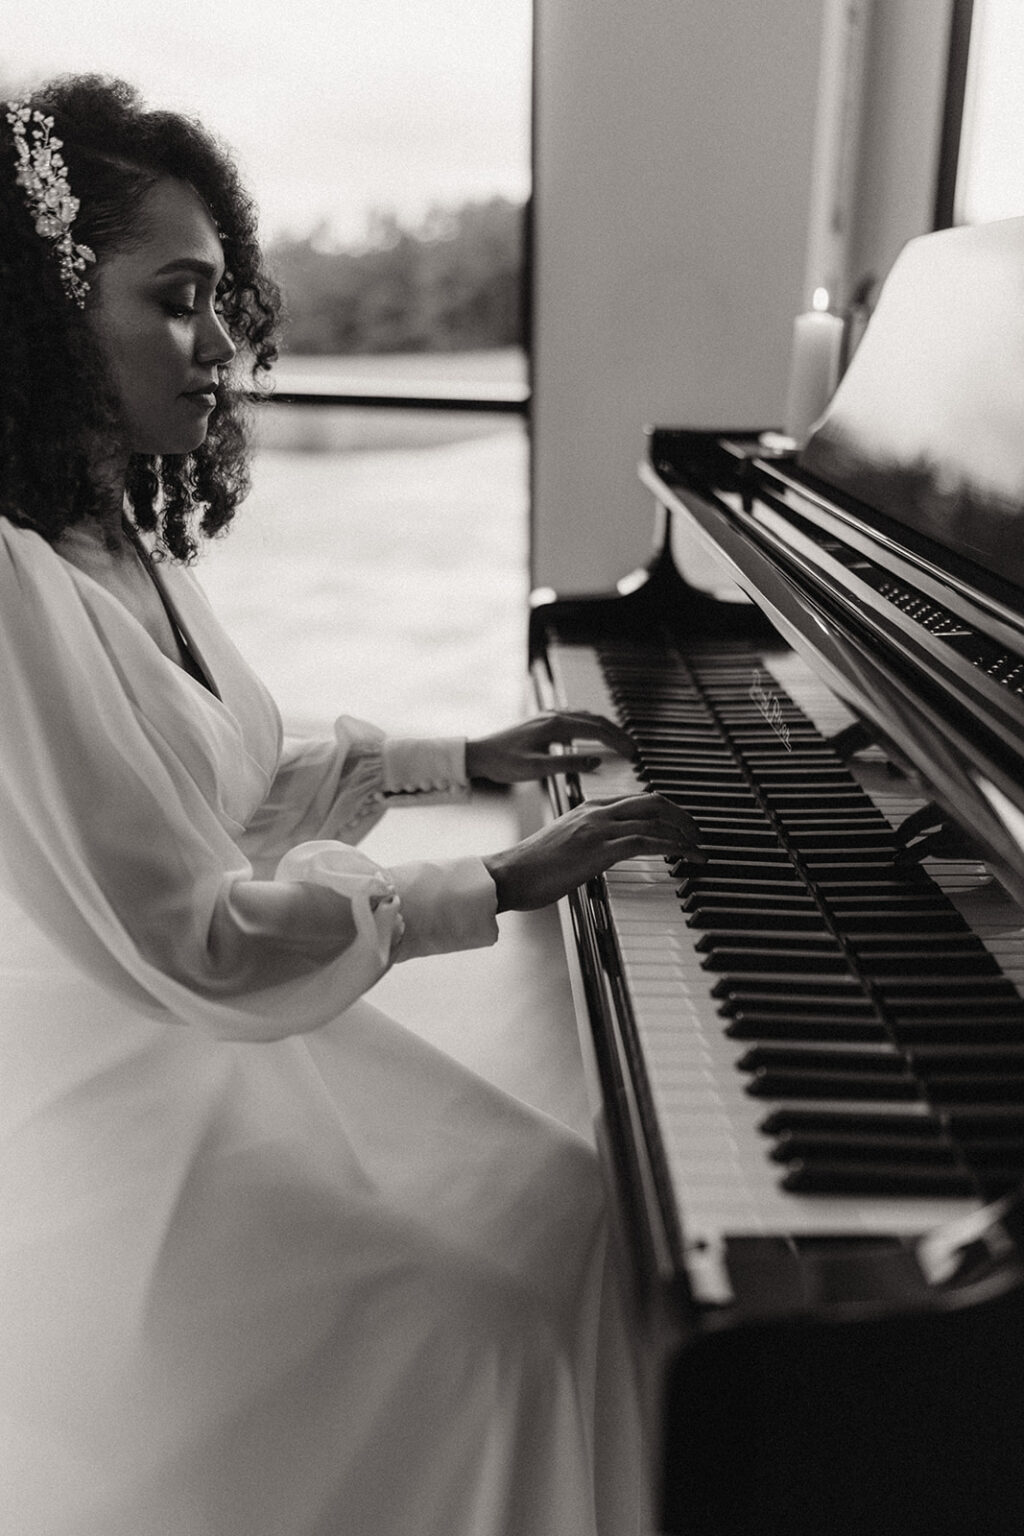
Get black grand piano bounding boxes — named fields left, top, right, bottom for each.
left=529, top=218, right=1024, bottom=1534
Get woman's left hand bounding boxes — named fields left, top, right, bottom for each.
left=465, top=712, right=636, bottom=784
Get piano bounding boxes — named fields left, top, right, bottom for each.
left=529, top=219, right=1024, bottom=1536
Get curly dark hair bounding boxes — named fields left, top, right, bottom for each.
left=0, top=74, right=281, bottom=561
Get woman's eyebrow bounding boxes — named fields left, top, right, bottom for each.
left=153, top=257, right=222, bottom=280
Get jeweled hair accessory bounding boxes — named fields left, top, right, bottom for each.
left=6, top=102, right=95, bottom=308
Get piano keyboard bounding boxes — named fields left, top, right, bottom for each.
left=548, top=640, right=1024, bottom=1303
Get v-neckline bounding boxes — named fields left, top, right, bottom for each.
left=121, top=522, right=221, bottom=699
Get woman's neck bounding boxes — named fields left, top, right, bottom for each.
left=90, top=452, right=131, bottom=549
left=60, top=501, right=132, bottom=565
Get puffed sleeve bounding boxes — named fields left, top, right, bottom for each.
left=238, top=718, right=471, bottom=874
left=0, top=526, right=495, bottom=1044
left=276, top=842, right=497, bottom=963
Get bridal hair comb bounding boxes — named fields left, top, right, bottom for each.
left=6, top=103, right=95, bottom=308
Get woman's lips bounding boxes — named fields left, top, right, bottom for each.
left=182, top=390, right=217, bottom=410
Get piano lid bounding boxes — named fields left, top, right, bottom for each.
left=799, top=216, right=1024, bottom=590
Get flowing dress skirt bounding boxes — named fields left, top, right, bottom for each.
left=0, top=899, right=647, bottom=1536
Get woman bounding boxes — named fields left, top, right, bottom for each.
left=0, top=76, right=701, bottom=1536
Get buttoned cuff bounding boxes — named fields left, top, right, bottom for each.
left=389, top=856, right=498, bottom=960
left=381, top=737, right=470, bottom=806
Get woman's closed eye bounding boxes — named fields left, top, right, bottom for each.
left=162, top=288, right=225, bottom=321
left=159, top=284, right=198, bottom=318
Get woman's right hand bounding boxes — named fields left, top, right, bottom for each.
left=482, top=792, right=705, bottom=912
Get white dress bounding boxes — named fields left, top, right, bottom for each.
left=0, top=521, right=645, bottom=1536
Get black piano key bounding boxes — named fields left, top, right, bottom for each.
left=728, top=727, right=820, bottom=742
left=694, top=847, right=792, bottom=864
left=764, top=791, right=870, bottom=806
left=925, top=1074, right=1024, bottom=1104
left=685, top=813, right=781, bottom=828
left=959, top=1138, right=1024, bottom=1166
left=776, top=812, right=892, bottom=827
left=746, top=1066, right=920, bottom=1099
left=692, top=831, right=783, bottom=849
left=714, top=699, right=804, bottom=711
left=856, top=948, right=999, bottom=972
left=895, top=1017, right=1024, bottom=1044
left=947, top=1106, right=1024, bottom=1135
left=805, top=866, right=903, bottom=884
left=834, top=914, right=969, bottom=935
left=755, top=765, right=854, bottom=779
left=649, top=791, right=757, bottom=807
left=619, top=700, right=707, bottom=710
left=640, top=764, right=739, bottom=778
left=675, top=878, right=810, bottom=897
left=787, top=831, right=896, bottom=850
left=630, top=733, right=720, bottom=747
left=739, top=1043, right=904, bottom=1072
left=789, top=816, right=890, bottom=833
left=680, top=892, right=816, bottom=912
left=909, top=1043, right=1024, bottom=1069
left=621, top=716, right=710, bottom=729
left=760, top=1104, right=942, bottom=1136
left=889, top=995, right=1024, bottom=1017
left=742, top=752, right=844, bottom=764
left=677, top=867, right=805, bottom=889
left=719, top=991, right=879, bottom=1018
left=798, top=860, right=896, bottom=884
left=693, top=853, right=795, bottom=871
left=839, top=902, right=978, bottom=923
left=820, top=884, right=936, bottom=900
left=641, top=770, right=747, bottom=784
left=849, top=930, right=979, bottom=949
left=725, top=1013, right=889, bottom=1041
left=696, top=930, right=837, bottom=953
left=685, top=908, right=827, bottom=931
left=673, top=818, right=766, bottom=834
left=638, top=750, right=736, bottom=764
left=714, top=974, right=867, bottom=1000
left=771, top=1132, right=958, bottom=1166
left=781, top=1160, right=977, bottom=1197
left=769, top=781, right=875, bottom=794
left=661, top=793, right=761, bottom=810
left=630, top=704, right=710, bottom=712
left=701, top=946, right=849, bottom=974
left=877, top=976, right=1017, bottom=998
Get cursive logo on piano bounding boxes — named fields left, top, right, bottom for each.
left=749, top=669, right=792, bottom=751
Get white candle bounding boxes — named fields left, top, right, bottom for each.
left=783, top=288, right=844, bottom=447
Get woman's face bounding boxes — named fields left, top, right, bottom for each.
left=87, top=177, right=237, bottom=456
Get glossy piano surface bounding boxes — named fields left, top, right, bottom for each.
left=529, top=428, right=1024, bottom=1536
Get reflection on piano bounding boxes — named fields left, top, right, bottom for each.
left=530, top=419, right=1024, bottom=1535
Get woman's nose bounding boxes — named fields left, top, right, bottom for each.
left=198, top=308, right=237, bottom=366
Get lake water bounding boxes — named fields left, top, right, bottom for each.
left=200, top=350, right=530, bottom=740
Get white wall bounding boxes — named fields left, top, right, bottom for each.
left=530, top=0, right=955, bottom=594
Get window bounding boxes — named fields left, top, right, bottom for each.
left=954, top=0, right=1024, bottom=223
